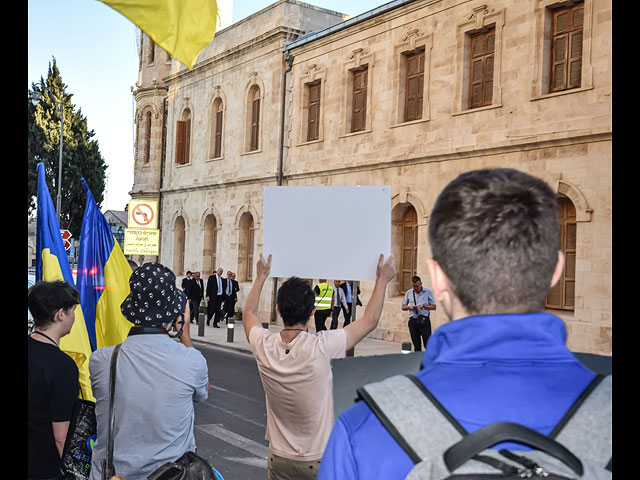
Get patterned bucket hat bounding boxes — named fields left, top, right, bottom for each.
left=121, top=262, right=187, bottom=327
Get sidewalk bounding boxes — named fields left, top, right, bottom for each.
left=187, top=317, right=405, bottom=357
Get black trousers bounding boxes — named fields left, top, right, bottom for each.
left=207, top=297, right=224, bottom=325
left=408, top=316, right=432, bottom=352
left=330, top=306, right=343, bottom=329
left=314, top=309, right=332, bottom=332
left=224, top=296, right=236, bottom=322
left=341, top=303, right=353, bottom=327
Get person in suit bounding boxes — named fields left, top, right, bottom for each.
left=181, top=271, right=193, bottom=291
left=223, top=271, right=240, bottom=324
left=182, top=271, right=195, bottom=323
left=206, top=268, right=225, bottom=328
left=191, top=272, right=205, bottom=323
left=339, top=280, right=362, bottom=327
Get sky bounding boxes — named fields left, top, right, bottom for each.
left=28, top=0, right=382, bottom=212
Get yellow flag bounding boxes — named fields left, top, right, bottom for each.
left=99, top=0, right=218, bottom=69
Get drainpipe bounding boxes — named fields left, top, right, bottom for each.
left=271, top=52, right=294, bottom=324
left=157, top=92, right=168, bottom=261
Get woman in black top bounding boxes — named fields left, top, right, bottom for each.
left=28, top=281, right=81, bottom=480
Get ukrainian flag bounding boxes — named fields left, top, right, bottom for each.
left=77, top=178, right=132, bottom=352
left=35, top=162, right=95, bottom=401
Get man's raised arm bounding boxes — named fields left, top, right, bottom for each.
left=343, top=254, right=397, bottom=351
left=242, top=253, right=272, bottom=340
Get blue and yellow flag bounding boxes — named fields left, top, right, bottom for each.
left=99, top=0, right=218, bottom=69
left=35, top=163, right=95, bottom=401
left=77, top=178, right=132, bottom=352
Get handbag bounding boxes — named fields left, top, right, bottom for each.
left=146, top=451, right=224, bottom=480
left=101, top=343, right=123, bottom=480
left=59, top=397, right=97, bottom=480
left=412, top=291, right=430, bottom=328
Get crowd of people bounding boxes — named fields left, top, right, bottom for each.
left=28, top=168, right=611, bottom=480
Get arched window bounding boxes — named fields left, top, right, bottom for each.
left=238, top=212, right=255, bottom=282
left=247, top=86, right=260, bottom=151
left=203, top=214, right=218, bottom=275
left=143, top=110, right=152, bottom=163
left=173, top=216, right=186, bottom=275
left=210, top=98, right=223, bottom=159
left=401, top=207, right=418, bottom=293
left=176, top=108, right=191, bottom=165
left=546, top=196, right=576, bottom=310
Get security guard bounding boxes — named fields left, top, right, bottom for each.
left=313, top=279, right=334, bottom=331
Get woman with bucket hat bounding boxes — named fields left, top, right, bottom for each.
left=88, top=263, right=210, bottom=480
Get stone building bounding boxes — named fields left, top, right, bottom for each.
left=131, top=0, right=612, bottom=354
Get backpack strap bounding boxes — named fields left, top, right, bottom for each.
left=356, top=374, right=466, bottom=476
left=551, top=374, right=612, bottom=471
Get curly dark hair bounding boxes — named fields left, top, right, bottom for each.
left=276, top=277, right=316, bottom=327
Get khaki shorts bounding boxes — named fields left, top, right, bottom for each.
left=267, top=451, right=322, bottom=480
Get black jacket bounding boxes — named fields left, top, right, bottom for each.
left=339, top=282, right=363, bottom=306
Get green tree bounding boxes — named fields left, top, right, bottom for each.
left=28, top=58, right=107, bottom=238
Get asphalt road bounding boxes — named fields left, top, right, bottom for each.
left=192, top=343, right=270, bottom=479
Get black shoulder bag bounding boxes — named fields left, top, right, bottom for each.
left=412, top=291, right=429, bottom=328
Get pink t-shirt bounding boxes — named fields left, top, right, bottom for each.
left=249, top=327, right=347, bottom=461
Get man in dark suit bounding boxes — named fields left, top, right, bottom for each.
left=223, top=271, right=240, bottom=324
left=206, top=268, right=225, bottom=328
left=191, top=271, right=205, bottom=323
left=339, top=280, right=362, bottom=327
left=182, top=271, right=195, bottom=322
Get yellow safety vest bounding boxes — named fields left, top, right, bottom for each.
left=315, top=283, right=333, bottom=310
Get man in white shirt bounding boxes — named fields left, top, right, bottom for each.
left=330, top=280, right=349, bottom=330
left=242, top=253, right=396, bottom=480
left=206, top=267, right=225, bottom=328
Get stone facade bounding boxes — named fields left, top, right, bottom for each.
left=131, top=0, right=612, bottom=354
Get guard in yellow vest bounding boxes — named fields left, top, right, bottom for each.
left=313, top=279, right=334, bottom=332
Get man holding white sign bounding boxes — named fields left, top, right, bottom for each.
left=242, top=253, right=396, bottom=479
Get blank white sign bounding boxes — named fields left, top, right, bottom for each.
left=263, top=186, right=391, bottom=281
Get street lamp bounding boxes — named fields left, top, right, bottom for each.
left=29, top=87, right=64, bottom=224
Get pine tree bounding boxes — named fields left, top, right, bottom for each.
left=28, top=58, right=107, bottom=238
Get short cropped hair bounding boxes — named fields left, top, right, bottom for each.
left=428, top=168, right=561, bottom=315
left=28, top=281, right=80, bottom=328
left=277, top=277, right=316, bottom=327
left=411, top=276, right=421, bottom=283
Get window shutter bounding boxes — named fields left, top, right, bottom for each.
left=144, top=111, right=152, bottom=163
left=550, top=3, right=583, bottom=93
left=405, top=51, right=425, bottom=122
left=251, top=98, right=260, bottom=151
left=214, top=109, right=223, bottom=158
left=185, top=118, right=191, bottom=164
left=469, top=29, right=495, bottom=109
left=247, top=223, right=255, bottom=281
left=352, top=68, right=368, bottom=132
left=545, top=197, right=576, bottom=310
left=401, top=208, right=418, bottom=293
left=307, top=82, right=321, bottom=141
left=176, top=120, right=186, bottom=164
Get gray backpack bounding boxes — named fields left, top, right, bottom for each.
left=356, top=374, right=611, bottom=479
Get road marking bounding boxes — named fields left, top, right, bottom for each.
left=196, top=424, right=269, bottom=459
left=197, top=401, right=266, bottom=428
left=221, top=456, right=268, bottom=469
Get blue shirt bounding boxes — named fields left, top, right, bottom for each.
left=89, top=334, right=209, bottom=480
left=402, top=286, right=435, bottom=318
left=318, top=313, right=596, bottom=480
